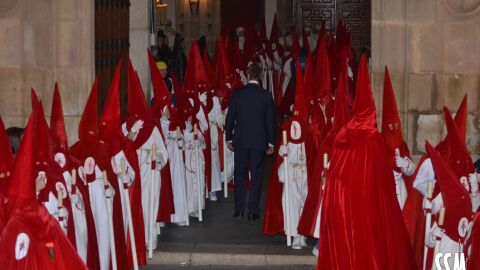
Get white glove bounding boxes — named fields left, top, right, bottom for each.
left=395, top=156, right=415, bottom=176
left=199, top=92, right=208, bottom=103
left=70, top=193, right=79, bottom=204
left=423, top=197, right=433, bottom=211
left=426, top=224, right=441, bottom=248
left=105, top=186, right=115, bottom=198
left=58, top=207, right=68, bottom=219
left=347, top=66, right=354, bottom=78
left=177, top=139, right=184, bottom=149
left=185, top=121, right=193, bottom=132
left=121, top=174, right=132, bottom=185
left=279, top=145, right=288, bottom=157
left=131, top=120, right=144, bottom=134
left=469, top=173, right=479, bottom=193
left=431, top=194, right=444, bottom=215
left=395, top=156, right=410, bottom=169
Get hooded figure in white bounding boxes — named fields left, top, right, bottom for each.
left=122, top=119, right=169, bottom=247
left=278, top=120, right=308, bottom=250
left=183, top=117, right=207, bottom=217
left=160, top=107, right=188, bottom=225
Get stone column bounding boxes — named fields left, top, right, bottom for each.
left=371, top=0, right=480, bottom=159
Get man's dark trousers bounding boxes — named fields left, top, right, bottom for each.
left=234, top=148, right=265, bottom=215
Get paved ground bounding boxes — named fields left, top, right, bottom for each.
left=142, top=265, right=315, bottom=270
left=146, top=155, right=317, bottom=269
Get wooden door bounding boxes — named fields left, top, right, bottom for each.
left=95, top=0, right=130, bottom=117
left=296, top=0, right=371, bottom=58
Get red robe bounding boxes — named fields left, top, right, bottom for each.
left=70, top=139, right=129, bottom=270
left=318, top=129, right=417, bottom=269
left=0, top=202, right=87, bottom=270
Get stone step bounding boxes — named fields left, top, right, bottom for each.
left=147, top=243, right=317, bottom=267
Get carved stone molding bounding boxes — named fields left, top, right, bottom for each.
left=0, top=0, right=23, bottom=17
left=442, top=0, right=480, bottom=15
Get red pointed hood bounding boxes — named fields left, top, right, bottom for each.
left=454, top=94, right=467, bottom=140
left=50, top=83, right=69, bottom=153
left=291, top=29, right=300, bottom=60
left=351, top=55, right=376, bottom=128
left=79, top=80, right=99, bottom=142
left=381, top=66, right=410, bottom=160
left=203, top=50, right=214, bottom=86
left=335, top=55, right=377, bottom=148
left=33, top=100, right=53, bottom=172
left=147, top=49, right=171, bottom=114
left=302, top=30, right=311, bottom=54
left=0, top=115, right=13, bottom=178
left=270, top=14, right=279, bottom=42
left=443, top=107, right=474, bottom=178
left=332, top=54, right=351, bottom=131
left=303, top=54, right=315, bottom=106
left=184, top=40, right=210, bottom=95
left=31, top=88, right=40, bottom=112
left=425, top=141, right=472, bottom=242
left=127, top=59, right=149, bottom=118
left=313, top=35, right=331, bottom=104
left=6, top=112, right=37, bottom=212
left=292, top=59, right=308, bottom=124
left=214, top=38, right=233, bottom=98
left=259, top=17, right=267, bottom=43
left=100, top=59, right=123, bottom=129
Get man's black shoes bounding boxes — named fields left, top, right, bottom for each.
left=248, top=213, right=260, bottom=221
left=233, top=210, right=244, bottom=219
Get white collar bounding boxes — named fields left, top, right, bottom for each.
left=248, top=80, right=259, bottom=85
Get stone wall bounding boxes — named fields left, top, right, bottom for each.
left=371, top=0, right=480, bottom=160
left=0, top=0, right=94, bottom=145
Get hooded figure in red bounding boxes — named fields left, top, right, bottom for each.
left=0, top=115, right=13, bottom=191
left=30, top=91, right=77, bottom=251
left=381, top=66, right=415, bottom=210
left=0, top=111, right=87, bottom=270
left=297, top=51, right=351, bottom=239
left=99, top=59, right=147, bottom=268
left=50, top=83, right=91, bottom=264
left=147, top=49, right=176, bottom=223
left=404, top=98, right=470, bottom=268
left=263, top=60, right=311, bottom=251
left=70, top=79, right=128, bottom=270
left=125, top=58, right=171, bottom=249
left=317, top=55, right=417, bottom=270
left=425, top=141, right=472, bottom=269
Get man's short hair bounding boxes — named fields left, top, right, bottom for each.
left=246, top=64, right=262, bottom=81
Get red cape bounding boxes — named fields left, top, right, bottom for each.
left=318, top=131, right=417, bottom=269
left=0, top=203, right=87, bottom=270
left=262, top=135, right=285, bottom=236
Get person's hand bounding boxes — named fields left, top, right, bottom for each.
left=266, top=145, right=274, bottom=156
left=105, top=185, right=115, bottom=198
left=58, top=207, right=68, bottom=219
left=278, top=145, right=288, bottom=157
left=70, top=193, right=79, bottom=204
left=131, top=120, right=144, bottom=134
left=469, top=173, right=479, bottom=193
left=227, top=141, right=234, bottom=152
left=35, top=173, right=46, bottom=192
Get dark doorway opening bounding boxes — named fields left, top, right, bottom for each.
left=220, top=0, right=265, bottom=33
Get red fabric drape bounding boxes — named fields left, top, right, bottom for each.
left=318, top=132, right=417, bottom=270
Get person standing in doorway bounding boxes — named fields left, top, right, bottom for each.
left=225, top=64, right=275, bottom=221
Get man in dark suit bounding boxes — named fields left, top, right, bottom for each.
left=225, top=64, right=275, bottom=221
